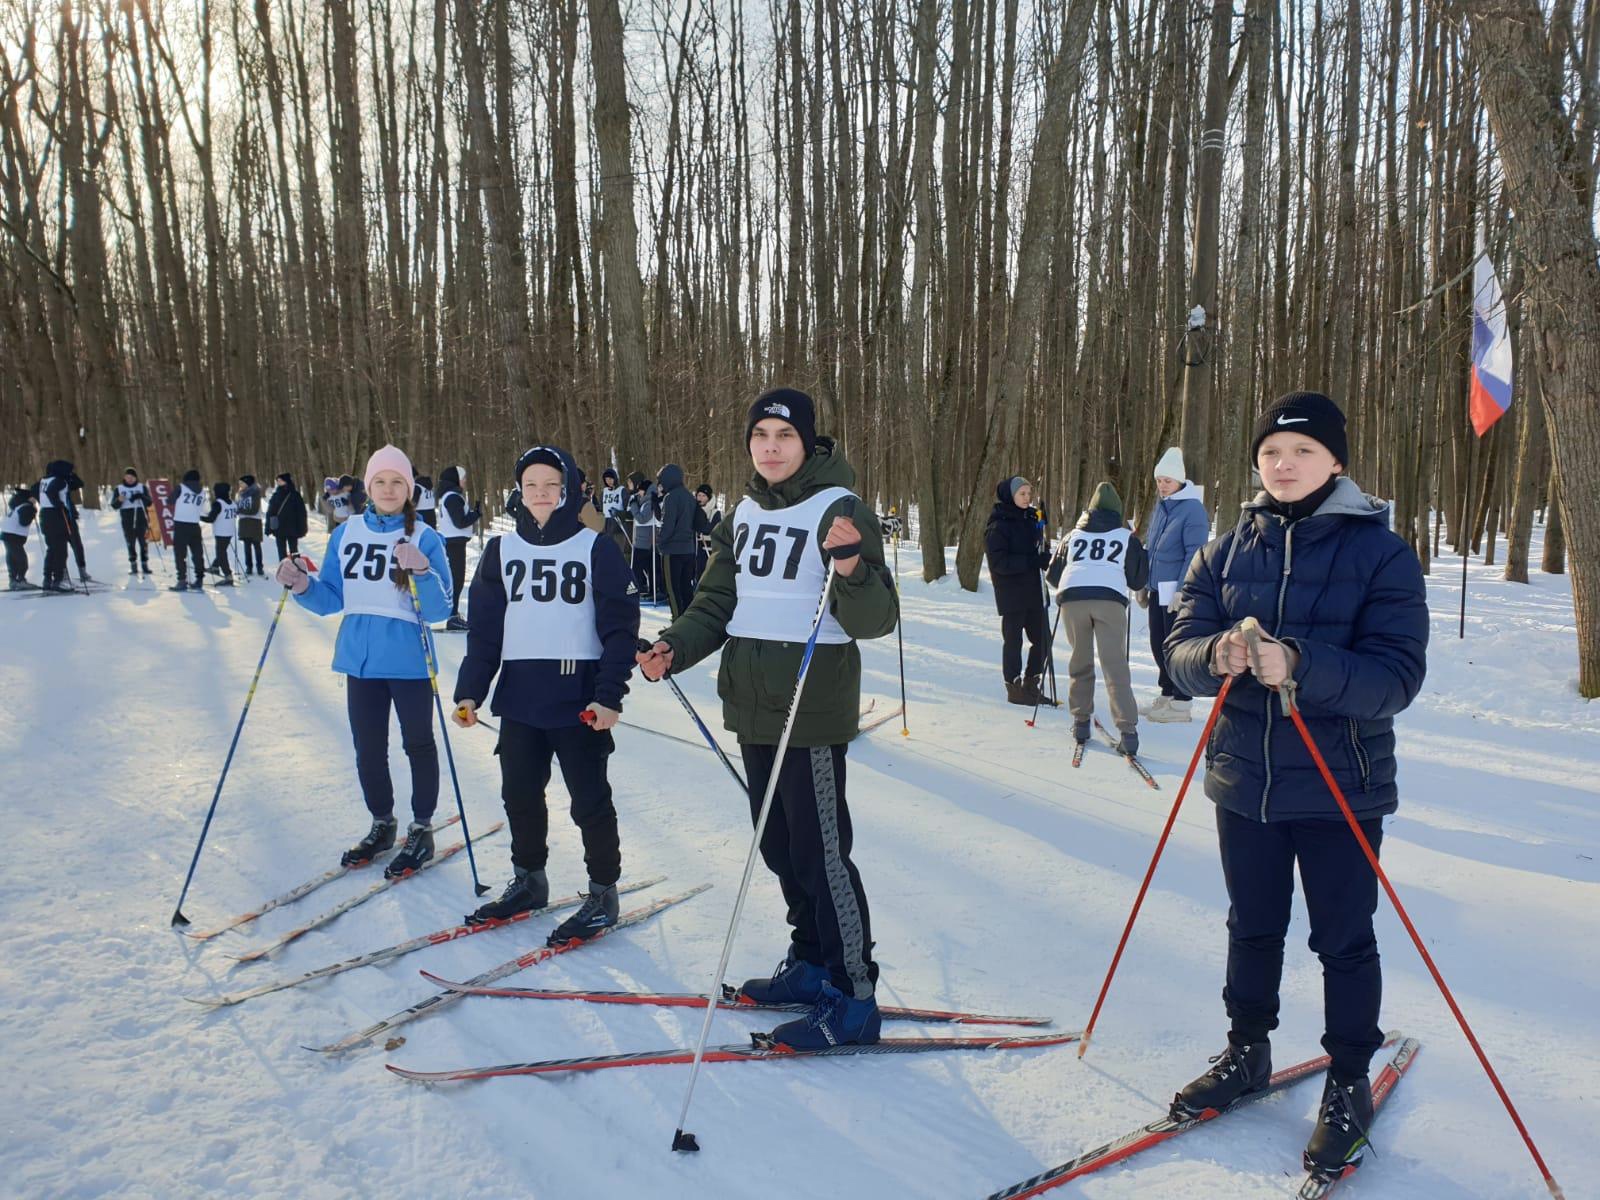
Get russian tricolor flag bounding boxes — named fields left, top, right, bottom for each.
left=1469, top=253, right=1513, bottom=436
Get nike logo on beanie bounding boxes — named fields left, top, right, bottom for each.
left=1276, top=415, right=1310, bottom=425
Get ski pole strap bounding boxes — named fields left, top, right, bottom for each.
left=1238, top=616, right=1298, bottom=714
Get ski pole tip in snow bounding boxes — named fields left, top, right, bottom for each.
left=170, top=908, right=191, bottom=928
left=474, top=883, right=492, bottom=897
left=671, top=1129, right=700, bottom=1153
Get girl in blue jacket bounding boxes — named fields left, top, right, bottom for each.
left=1163, top=392, right=1427, bottom=1181
left=1141, top=447, right=1210, bottom=722
left=276, top=445, right=453, bottom=876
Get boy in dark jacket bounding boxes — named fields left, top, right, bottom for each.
left=453, top=445, right=640, bottom=942
left=3, top=486, right=39, bottom=589
left=201, top=481, right=238, bottom=585
left=693, top=483, right=720, bottom=582
left=436, top=465, right=481, bottom=631
left=655, top=462, right=699, bottom=618
left=36, top=460, right=78, bottom=592
left=1163, top=391, right=1428, bottom=1179
left=112, top=468, right=153, bottom=575
left=985, top=475, right=1052, bottom=705
left=1047, top=482, right=1150, bottom=753
left=170, top=469, right=209, bottom=591
left=637, top=387, right=899, bottom=1049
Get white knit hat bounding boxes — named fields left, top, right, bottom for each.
left=1153, top=447, right=1186, bottom=482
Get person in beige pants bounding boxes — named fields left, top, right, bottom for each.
left=1047, top=481, right=1150, bottom=755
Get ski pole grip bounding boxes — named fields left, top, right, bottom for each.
left=825, top=497, right=862, bottom=561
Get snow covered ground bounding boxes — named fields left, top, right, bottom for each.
left=1, top=509, right=1595, bottom=1200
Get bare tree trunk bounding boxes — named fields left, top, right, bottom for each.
left=1464, top=0, right=1600, bottom=694
left=588, top=0, right=653, bottom=469
left=953, top=0, right=1096, bottom=588
left=1176, top=0, right=1233, bottom=494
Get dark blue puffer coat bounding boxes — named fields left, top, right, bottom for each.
left=1165, top=478, right=1428, bottom=822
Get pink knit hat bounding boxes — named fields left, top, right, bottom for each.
left=363, top=444, right=415, bottom=493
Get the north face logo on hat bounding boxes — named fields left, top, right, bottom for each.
left=764, top=402, right=791, bottom=418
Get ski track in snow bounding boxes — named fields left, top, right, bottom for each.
left=1, top=512, right=1596, bottom=1199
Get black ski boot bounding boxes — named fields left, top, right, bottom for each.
left=129, top=562, right=139, bottom=576
left=1303, top=1072, right=1375, bottom=1178
left=1072, top=718, right=1090, bottom=744
left=1171, top=1040, right=1271, bottom=1118
left=43, top=576, right=74, bottom=593
left=547, top=881, right=620, bottom=945
left=1005, top=677, right=1030, bottom=705
left=341, top=816, right=397, bottom=867
left=384, top=822, right=434, bottom=878
left=467, top=867, right=550, bottom=925
left=142, top=561, right=152, bottom=575
left=1115, top=730, right=1140, bottom=757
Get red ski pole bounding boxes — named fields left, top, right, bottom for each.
left=1238, top=617, right=1564, bottom=1199
left=1077, top=673, right=1234, bottom=1057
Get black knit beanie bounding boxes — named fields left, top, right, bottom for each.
left=1251, top=391, right=1348, bottom=466
left=746, top=387, right=817, bottom=457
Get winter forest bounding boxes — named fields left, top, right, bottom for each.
left=3, top=0, right=1600, bottom=689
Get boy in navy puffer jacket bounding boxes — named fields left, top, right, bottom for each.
left=1163, top=391, right=1427, bottom=1180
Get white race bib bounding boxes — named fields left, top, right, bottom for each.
left=336, top=520, right=416, bottom=621
left=724, top=486, right=853, bottom=645
left=213, top=500, right=237, bottom=537
left=1054, top=527, right=1132, bottom=599
left=173, top=488, right=205, bottom=524
left=499, top=529, right=604, bottom=661
left=437, top=490, right=473, bottom=539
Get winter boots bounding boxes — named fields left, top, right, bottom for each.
left=1072, top=718, right=1090, bottom=745
left=384, top=822, right=434, bottom=878
left=767, top=981, right=881, bottom=1049
left=1115, top=730, right=1140, bottom=757
left=1005, top=677, right=1031, bottom=705
left=738, top=950, right=832, bottom=1007
left=445, top=615, right=470, bottom=633
left=1144, top=695, right=1193, bottom=723
left=1304, top=1072, right=1375, bottom=1177
left=468, top=867, right=551, bottom=925
left=547, top=881, right=620, bottom=945
left=341, top=816, right=397, bottom=867
left=1171, top=1040, right=1272, bottom=1118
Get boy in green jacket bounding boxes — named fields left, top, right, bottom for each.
left=637, top=388, right=898, bottom=1047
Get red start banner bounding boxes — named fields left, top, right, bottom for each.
left=147, top=478, right=176, bottom=547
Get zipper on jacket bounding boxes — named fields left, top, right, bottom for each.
left=1259, top=521, right=1296, bottom=823
left=1346, top=717, right=1371, bottom=792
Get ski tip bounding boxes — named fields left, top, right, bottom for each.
left=671, top=1129, right=700, bottom=1153
left=170, top=909, right=191, bottom=928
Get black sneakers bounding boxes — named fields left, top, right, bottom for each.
left=1171, top=1039, right=1272, bottom=1118
left=384, top=822, right=434, bottom=878
left=341, top=816, right=397, bottom=867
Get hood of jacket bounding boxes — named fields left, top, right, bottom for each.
left=1075, top=506, right=1126, bottom=534
left=1162, top=481, right=1205, bottom=507
left=214, top=482, right=232, bottom=501
left=657, top=463, right=686, bottom=492
left=46, top=459, right=74, bottom=479
left=438, top=466, right=462, bottom=492
left=510, top=445, right=587, bottom=546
